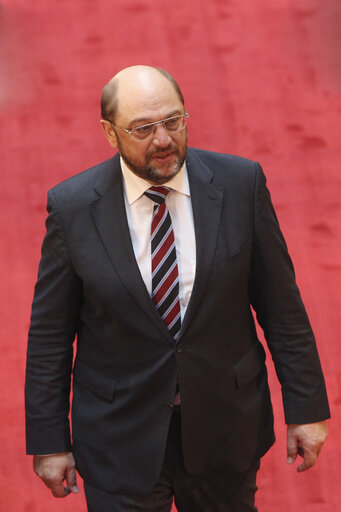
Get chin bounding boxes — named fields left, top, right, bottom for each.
left=147, top=165, right=181, bottom=184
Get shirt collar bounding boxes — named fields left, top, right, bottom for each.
left=120, top=156, right=190, bottom=205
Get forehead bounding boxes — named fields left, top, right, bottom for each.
left=115, top=73, right=183, bottom=125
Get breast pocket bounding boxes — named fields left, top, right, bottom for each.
left=215, top=238, right=252, bottom=263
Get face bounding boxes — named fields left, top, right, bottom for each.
left=101, top=70, right=188, bottom=185
left=114, top=121, right=187, bottom=185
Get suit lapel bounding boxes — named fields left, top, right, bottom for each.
left=179, top=149, right=224, bottom=338
left=89, top=150, right=224, bottom=343
left=89, top=155, right=173, bottom=343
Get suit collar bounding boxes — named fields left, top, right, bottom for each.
left=93, top=153, right=121, bottom=196
left=92, top=149, right=215, bottom=196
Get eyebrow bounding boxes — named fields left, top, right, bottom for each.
left=129, top=110, right=183, bottom=127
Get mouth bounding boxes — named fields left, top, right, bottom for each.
left=150, top=151, right=175, bottom=164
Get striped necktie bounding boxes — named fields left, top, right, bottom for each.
left=144, top=186, right=181, bottom=340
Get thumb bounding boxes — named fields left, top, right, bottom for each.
left=287, top=429, right=298, bottom=465
left=65, top=463, right=79, bottom=494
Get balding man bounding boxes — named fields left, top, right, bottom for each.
left=26, top=65, right=329, bottom=512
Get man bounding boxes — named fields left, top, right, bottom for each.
left=26, top=65, right=330, bottom=511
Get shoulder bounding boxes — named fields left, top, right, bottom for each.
left=186, top=147, right=262, bottom=186
left=51, top=156, right=118, bottom=195
left=188, top=147, right=256, bottom=168
left=48, top=155, right=120, bottom=207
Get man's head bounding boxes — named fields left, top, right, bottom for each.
left=100, top=65, right=188, bottom=185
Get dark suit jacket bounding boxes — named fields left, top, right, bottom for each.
left=25, top=148, right=330, bottom=495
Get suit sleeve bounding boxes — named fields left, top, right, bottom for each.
left=249, top=163, right=330, bottom=424
left=25, top=189, right=82, bottom=454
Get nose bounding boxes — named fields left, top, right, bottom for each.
left=152, top=123, right=172, bottom=147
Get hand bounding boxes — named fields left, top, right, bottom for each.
left=287, top=421, right=328, bottom=472
left=33, top=452, right=79, bottom=498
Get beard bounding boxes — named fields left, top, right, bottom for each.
left=115, top=132, right=187, bottom=185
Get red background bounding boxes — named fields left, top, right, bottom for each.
left=1, top=1, right=340, bottom=510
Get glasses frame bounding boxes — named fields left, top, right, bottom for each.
left=110, top=112, right=189, bottom=140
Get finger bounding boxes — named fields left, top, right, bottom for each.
left=50, top=482, right=72, bottom=498
left=65, top=464, right=79, bottom=494
left=297, top=449, right=317, bottom=472
left=297, top=446, right=304, bottom=458
left=287, top=432, right=298, bottom=464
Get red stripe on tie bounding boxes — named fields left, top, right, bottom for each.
left=151, top=204, right=167, bottom=233
left=163, top=300, right=181, bottom=326
left=152, top=232, right=174, bottom=271
left=153, top=266, right=178, bottom=304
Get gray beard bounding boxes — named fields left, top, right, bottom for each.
left=124, top=155, right=185, bottom=184
left=116, top=135, right=187, bottom=185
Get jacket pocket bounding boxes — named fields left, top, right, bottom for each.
left=233, top=342, right=266, bottom=389
left=215, top=238, right=252, bottom=263
left=73, top=358, right=118, bottom=401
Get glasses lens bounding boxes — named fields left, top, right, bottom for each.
left=133, top=125, right=154, bottom=140
left=164, top=116, right=184, bottom=132
left=132, top=114, right=188, bottom=140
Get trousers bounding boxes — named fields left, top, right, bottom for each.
left=84, top=412, right=260, bottom=512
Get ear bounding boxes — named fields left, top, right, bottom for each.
left=100, top=119, right=118, bottom=149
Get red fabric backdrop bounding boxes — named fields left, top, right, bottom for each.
left=1, top=1, right=340, bottom=510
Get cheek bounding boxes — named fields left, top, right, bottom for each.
left=174, top=130, right=187, bottom=147
left=135, top=146, right=149, bottom=163
left=123, top=139, right=147, bottom=161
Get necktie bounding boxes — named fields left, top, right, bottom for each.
left=144, top=186, right=181, bottom=340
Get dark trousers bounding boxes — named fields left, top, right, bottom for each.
left=84, top=412, right=260, bottom=512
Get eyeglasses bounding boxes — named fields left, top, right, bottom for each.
left=111, top=113, right=189, bottom=141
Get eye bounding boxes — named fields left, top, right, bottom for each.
left=164, top=117, right=180, bottom=131
left=134, top=125, right=153, bottom=138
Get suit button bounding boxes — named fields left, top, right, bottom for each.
left=166, top=401, right=174, bottom=411
left=176, top=344, right=185, bottom=353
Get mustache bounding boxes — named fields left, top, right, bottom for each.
left=148, top=144, right=177, bottom=157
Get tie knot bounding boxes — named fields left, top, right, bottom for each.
left=144, top=186, right=170, bottom=205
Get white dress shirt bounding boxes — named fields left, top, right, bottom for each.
left=120, top=157, right=196, bottom=321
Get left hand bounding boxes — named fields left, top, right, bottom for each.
left=287, top=421, right=328, bottom=472
left=33, top=452, right=79, bottom=497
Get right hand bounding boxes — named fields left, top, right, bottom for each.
left=33, top=452, right=79, bottom=498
